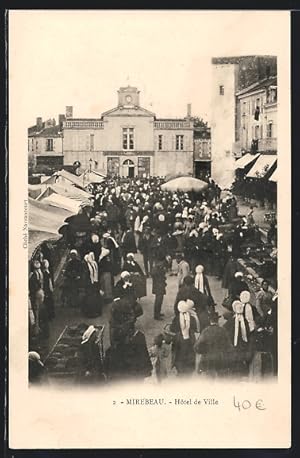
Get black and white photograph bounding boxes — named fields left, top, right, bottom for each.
left=8, top=10, right=291, bottom=449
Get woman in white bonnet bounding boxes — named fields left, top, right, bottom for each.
left=224, top=290, right=256, bottom=350
left=228, top=271, right=250, bottom=302
left=170, top=300, right=200, bottom=376
left=122, top=253, right=146, bottom=298
left=98, top=246, right=114, bottom=303
left=81, top=252, right=103, bottom=318
left=114, top=271, right=136, bottom=302
left=194, top=264, right=213, bottom=303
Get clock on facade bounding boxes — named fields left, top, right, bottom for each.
left=125, top=95, right=132, bottom=103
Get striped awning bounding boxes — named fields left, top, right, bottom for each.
left=246, top=155, right=277, bottom=178
left=40, top=193, right=84, bottom=213
left=269, top=168, right=278, bottom=182
left=234, top=153, right=260, bottom=169
left=43, top=169, right=87, bottom=190
left=29, top=197, right=73, bottom=234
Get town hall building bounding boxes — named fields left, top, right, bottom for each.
left=62, top=86, right=194, bottom=177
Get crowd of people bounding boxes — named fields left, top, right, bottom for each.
left=28, top=175, right=278, bottom=384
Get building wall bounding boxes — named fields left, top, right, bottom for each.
left=28, top=136, right=63, bottom=155
left=211, top=56, right=277, bottom=188
left=154, top=151, right=193, bottom=177
left=238, top=90, right=277, bottom=152
left=154, top=128, right=193, bottom=152
left=212, top=56, right=277, bottom=92
left=63, top=128, right=104, bottom=153
left=102, top=115, right=155, bottom=151
left=262, top=103, right=277, bottom=148
left=63, top=150, right=105, bottom=170
left=63, top=116, right=193, bottom=176
left=153, top=122, right=194, bottom=176
left=211, top=63, right=238, bottom=188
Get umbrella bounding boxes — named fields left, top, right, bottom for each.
left=165, top=171, right=193, bottom=182
left=161, top=176, right=208, bottom=192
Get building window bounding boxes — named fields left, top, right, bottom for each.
left=176, top=135, right=184, bottom=151
left=123, top=128, right=134, bottom=150
left=158, top=135, right=163, bottom=150
left=254, top=125, right=260, bottom=140
left=90, top=134, right=94, bottom=151
left=219, top=85, right=224, bottom=95
left=267, top=122, right=273, bottom=138
left=267, top=86, right=277, bottom=104
left=46, top=138, right=53, bottom=151
left=36, top=140, right=38, bottom=151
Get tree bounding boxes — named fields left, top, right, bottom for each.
left=190, top=116, right=208, bottom=128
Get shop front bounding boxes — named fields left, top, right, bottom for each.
left=193, top=137, right=212, bottom=180
left=194, top=160, right=211, bottom=179
left=105, top=152, right=153, bottom=178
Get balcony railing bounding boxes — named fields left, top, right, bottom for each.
left=258, top=137, right=277, bottom=152
left=64, top=120, right=104, bottom=129
left=154, top=120, right=193, bottom=129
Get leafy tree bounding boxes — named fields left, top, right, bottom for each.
left=190, top=116, right=208, bottom=128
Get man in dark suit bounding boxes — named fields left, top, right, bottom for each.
left=151, top=256, right=167, bottom=320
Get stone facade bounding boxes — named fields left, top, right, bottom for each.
left=62, top=86, right=194, bottom=178
left=28, top=117, right=64, bottom=169
left=236, top=76, right=277, bottom=154
left=210, top=55, right=277, bottom=188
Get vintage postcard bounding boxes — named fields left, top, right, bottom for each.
left=8, top=10, right=291, bottom=449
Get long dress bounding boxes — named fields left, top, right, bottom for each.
left=170, top=315, right=198, bottom=375
left=224, top=303, right=255, bottom=351
left=62, top=258, right=83, bottom=308
left=81, top=263, right=102, bottom=318
left=113, top=280, right=143, bottom=319
left=105, top=330, right=152, bottom=381
left=42, top=270, right=55, bottom=320
left=98, top=256, right=114, bottom=302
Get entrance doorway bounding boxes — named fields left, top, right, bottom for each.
left=123, top=159, right=135, bottom=178
left=194, top=161, right=211, bottom=180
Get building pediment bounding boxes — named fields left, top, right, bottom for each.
left=101, top=106, right=155, bottom=118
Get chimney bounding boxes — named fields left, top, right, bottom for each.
left=66, top=106, right=73, bottom=119
left=36, top=117, right=43, bottom=130
left=59, top=114, right=66, bottom=128
left=187, top=103, right=192, bottom=118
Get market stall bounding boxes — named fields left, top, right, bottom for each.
left=44, top=323, right=105, bottom=384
